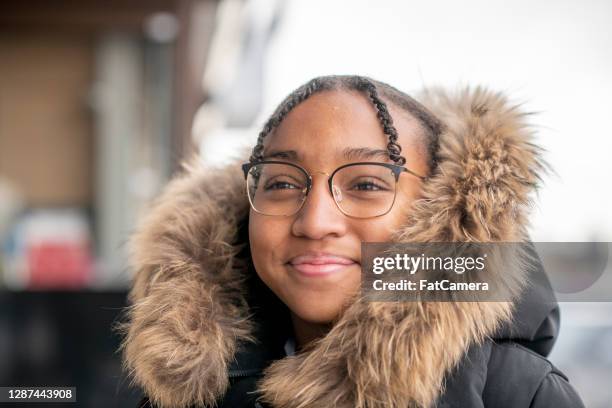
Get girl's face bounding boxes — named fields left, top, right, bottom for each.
left=249, top=90, right=428, bottom=324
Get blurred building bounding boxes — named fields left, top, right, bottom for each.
left=0, top=0, right=220, bottom=289
left=0, top=1, right=220, bottom=406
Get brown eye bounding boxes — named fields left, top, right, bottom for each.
left=346, top=177, right=392, bottom=192
left=265, top=180, right=300, bottom=190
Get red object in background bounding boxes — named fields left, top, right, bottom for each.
left=27, top=242, right=92, bottom=289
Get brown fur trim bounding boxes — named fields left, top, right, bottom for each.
left=121, top=87, right=544, bottom=407
left=120, top=164, right=255, bottom=408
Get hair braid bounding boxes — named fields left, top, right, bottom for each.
left=358, top=79, right=406, bottom=165
left=248, top=75, right=441, bottom=171
left=248, top=78, right=326, bottom=163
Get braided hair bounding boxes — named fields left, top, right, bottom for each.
left=248, top=75, right=443, bottom=172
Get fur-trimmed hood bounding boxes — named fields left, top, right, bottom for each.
left=122, top=87, right=551, bottom=408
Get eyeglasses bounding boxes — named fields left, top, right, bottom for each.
left=242, top=161, right=427, bottom=218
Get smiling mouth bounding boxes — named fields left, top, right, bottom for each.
left=287, top=254, right=358, bottom=277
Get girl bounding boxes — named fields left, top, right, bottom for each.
left=123, top=75, right=584, bottom=407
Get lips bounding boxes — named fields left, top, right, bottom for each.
left=287, top=253, right=357, bottom=276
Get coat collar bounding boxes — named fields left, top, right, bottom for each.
left=122, top=86, right=545, bottom=407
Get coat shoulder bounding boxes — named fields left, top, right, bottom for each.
left=483, top=342, right=585, bottom=408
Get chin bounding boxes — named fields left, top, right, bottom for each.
left=289, top=297, right=347, bottom=324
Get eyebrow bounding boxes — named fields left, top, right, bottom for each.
left=262, top=147, right=391, bottom=162
left=262, top=149, right=300, bottom=160
left=341, top=147, right=391, bottom=161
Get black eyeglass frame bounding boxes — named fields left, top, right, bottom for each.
left=241, top=160, right=428, bottom=218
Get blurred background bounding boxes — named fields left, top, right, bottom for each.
left=0, top=0, right=610, bottom=406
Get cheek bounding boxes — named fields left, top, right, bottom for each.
left=248, top=212, right=289, bottom=276
left=355, top=215, right=403, bottom=242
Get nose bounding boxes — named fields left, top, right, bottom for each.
left=291, top=173, right=347, bottom=239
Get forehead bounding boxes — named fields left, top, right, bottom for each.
left=262, top=90, right=424, bottom=168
